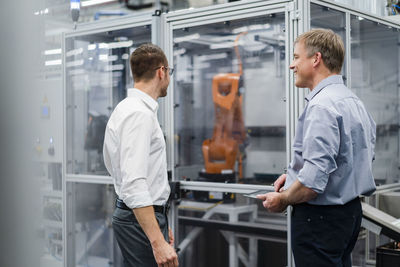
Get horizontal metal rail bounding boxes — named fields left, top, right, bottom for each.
left=179, top=181, right=274, bottom=194
left=178, top=216, right=287, bottom=239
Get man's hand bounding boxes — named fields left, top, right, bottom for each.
left=168, top=227, right=174, bottom=246
left=256, top=192, right=288, bottom=213
left=274, top=173, right=287, bottom=192
left=258, top=180, right=318, bottom=213
left=151, top=238, right=179, bottom=267
left=133, top=206, right=179, bottom=266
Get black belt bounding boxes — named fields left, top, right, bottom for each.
left=116, top=198, right=170, bottom=214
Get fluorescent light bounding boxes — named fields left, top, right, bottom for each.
left=34, top=8, right=49, bottom=15
left=81, top=0, right=116, bottom=7
left=249, top=24, right=270, bottom=31
left=45, top=59, right=62, bottom=66
left=173, top=48, right=186, bottom=56
left=232, top=26, right=248, bottom=34
left=70, top=2, right=80, bottom=9
left=232, top=24, right=270, bottom=34
left=99, top=54, right=118, bottom=61
left=104, top=64, right=125, bottom=71
left=108, top=40, right=133, bottom=49
left=99, top=54, right=108, bottom=61
left=66, top=48, right=83, bottom=57
left=44, top=48, right=62, bottom=55
left=66, top=59, right=84, bottom=67
left=197, top=53, right=227, bottom=61
left=88, top=44, right=96, bottom=50
left=121, top=53, right=130, bottom=60
left=193, top=62, right=210, bottom=69
left=68, top=69, right=85, bottom=75
left=210, top=42, right=235, bottom=49
left=174, top=33, right=200, bottom=43
left=99, top=43, right=108, bottom=49
left=98, top=40, right=133, bottom=49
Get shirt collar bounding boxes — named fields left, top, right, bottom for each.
left=127, top=88, right=158, bottom=112
left=305, top=75, right=344, bottom=102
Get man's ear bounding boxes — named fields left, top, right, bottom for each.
left=157, top=67, right=165, bottom=79
left=313, top=52, right=322, bottom=67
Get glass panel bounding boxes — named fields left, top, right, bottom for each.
left=173, top=13, right=288, bottom=266
left=311, top=3, right=347, bottom=82
left=173, top=13, right=287, bottom=186
left=351, top=15, right=400, bottom=185
left=40, top=162, right=63, bottom=266
left=66, top=183, right=122, bottom=267
left=65, top=26, right=151, bottom=175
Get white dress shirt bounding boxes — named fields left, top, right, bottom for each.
left=103, top=88, right=170, bottom=209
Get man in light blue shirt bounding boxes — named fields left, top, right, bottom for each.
left=257, top=29, right=376, bottom=267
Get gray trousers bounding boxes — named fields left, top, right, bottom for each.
left=112, top=207, right=169, bottom=267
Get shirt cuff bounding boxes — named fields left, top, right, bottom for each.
left=120, top=178, right=153, bottom=209
left=298, top=161, right=329, bottom=194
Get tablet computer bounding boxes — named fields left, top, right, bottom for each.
left=242, top=190, right=270, bottom=199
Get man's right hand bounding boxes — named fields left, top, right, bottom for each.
left=274, top=174, right=287, bottom=193
left=152, top=238, right=179, bottom=267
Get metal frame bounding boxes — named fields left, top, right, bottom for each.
left=307, top=1, right=400, bottom=266
left=59, top=1, right=400, bottom=266
left=62, top=13, right=153, bottom=267
left=161, top=1, right=295, bottom=266
left=161, top=0, right=293, bottom=194
left=312, top=0, right=400, bottom=29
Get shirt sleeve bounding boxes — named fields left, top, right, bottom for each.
left=298, top=104, right=340, bottom=194
left=370, top=114, right=376, bottom=162
left=103, top=124, right=115, bottom=177
left=119, top=111, right=154, bottom=209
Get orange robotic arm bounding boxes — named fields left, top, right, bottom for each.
left=202, top=32, right=247, bottom=177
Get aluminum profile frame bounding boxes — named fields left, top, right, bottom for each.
left=161, top=0, right=293, bottom=194
left=62, top=14, right=154, bottom=267
left=60, top=1, right=400, bottom=266
left=162, top=2, right=295, bottom=266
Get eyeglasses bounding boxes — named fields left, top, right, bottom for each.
left=154, top=66, right=174, bottom=76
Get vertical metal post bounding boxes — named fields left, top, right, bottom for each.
left=66, top=183, right=76, bottom=267
left=286, top=3, right=294, bottom=267
left=159, top=13, right=180, bottom=252
left=62, top=32, right=67, bottom=267
left=397, top=31, right=400, bottom=171
left=345, top=12, right=351, bottom=89
left=152, top=10, right=165, bottom=130
left=398, top=31, right=400, bottom=173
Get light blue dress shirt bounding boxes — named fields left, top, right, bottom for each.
left=283, top=75, right=376, bottom=205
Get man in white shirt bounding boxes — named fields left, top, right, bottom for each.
left=103, top=44, right=178, bottom=267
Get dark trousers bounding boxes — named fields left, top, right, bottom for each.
left=112, top=207, right=169, bottom=267
left=291, top=197, right=362, bottom=267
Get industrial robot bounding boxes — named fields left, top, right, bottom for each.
left=201, top=32, right=248, bottom=188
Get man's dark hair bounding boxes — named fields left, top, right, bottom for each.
left=130, top=43, right=168, bottom=82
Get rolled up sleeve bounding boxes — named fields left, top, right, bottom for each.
left=119, top=111, right=154, bottom=208
left=298, top=105, right=340, bottom=194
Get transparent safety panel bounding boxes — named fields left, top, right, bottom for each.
left=173, top=13, right=287, bottom=186
left=311, top=3, right=347, bottom=82
left=40, top=162, right=63, bottom=265
left=66, top=183, right=122, bottom=267
left=350, top=15, right=400, bottom=185
left=65, top=26, right=151, bottom=175
left=172, top=12, right=288, bottom=266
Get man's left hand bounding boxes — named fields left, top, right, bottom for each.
left=256, top=192, right=288, bottom=213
